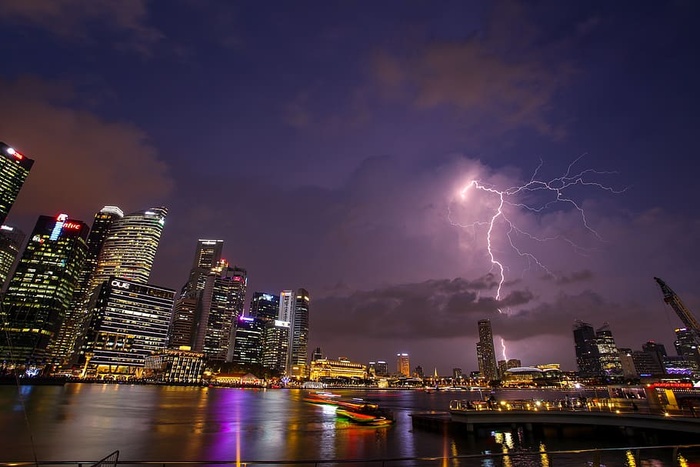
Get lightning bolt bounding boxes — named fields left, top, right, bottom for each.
left=450, top=156, right=625, bottom=360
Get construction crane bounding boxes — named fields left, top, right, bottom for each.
left=653, top=277, right=700, bottom=333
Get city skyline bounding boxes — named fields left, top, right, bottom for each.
left=1, top=1, right=700, bottom=373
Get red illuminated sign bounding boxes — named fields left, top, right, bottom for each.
left=648, top=382, right=693, bottom=389
left=62, top=222, right=82, bottom=230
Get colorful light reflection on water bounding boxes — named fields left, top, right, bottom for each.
left=0, top=384, right=697, bottom=466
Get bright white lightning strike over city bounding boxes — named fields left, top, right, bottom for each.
left=449, top=156, right=625, bottom=360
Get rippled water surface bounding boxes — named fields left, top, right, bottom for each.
left=0, top=384, right=697, bottom=466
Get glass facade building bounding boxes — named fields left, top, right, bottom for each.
left=476, top=319, right=498, bottom=382
left=289, top=288, right=310, bottom=377
left=0, top=142, right=34, bottom=226
left=88, top=206, right=167, bottom=292
left=0, top=224, right=25, bottom=290
left=231, top=316, right=264, bottom=366
left=0, top=214, right=88, bottom=365
left=81, top=277, right=175, bottom=377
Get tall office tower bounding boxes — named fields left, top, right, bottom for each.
left=168, top=240, right=224, bottom=349
left=397, top=353, right=410, bottom=377
left=231, top=316, right=264, bottom=367
left=249, top=292, right=280, bottom=322
left=311, top=347, right=323, bottom=361
left=80, top=277, right=175, bottom=377
left=89, top=206, right=168, bottom=291
left=595, top=323, right=623, bottom=381
left=288, top=288, right=310, bottom=377
left=54, top=206, right=124, bottom=364
left=476, top=319, right=498, bottom=382
left=0, top=214, right=88, bottom=365
left=0, top=224, right=25, bottom=290
left=674, top=328, right=700, bottom=370
left=192, top=263, right=247, bottom=362
left=0, top=142, right=34, bottom=226
left=262, top=320, right=290, bottom=373
left=573, top=320, right=600, bottom=378
left=278, top=290, right=294, bottom=322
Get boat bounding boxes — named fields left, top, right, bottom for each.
left=304, top=391, right=395, bottom=426
left=335, top=402, right=395, bottom=426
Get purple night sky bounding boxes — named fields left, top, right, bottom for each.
left=1, top=1, right=699, bottom=374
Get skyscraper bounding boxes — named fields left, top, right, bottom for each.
left=231, top=316, right=264, bottom=367
left=0, top=142, right=34, bottom=226
left=674, top=328, right=700, bottom=370
left=75, top=206, right=168, bottom=367
left=0, top=224, right=25, bottom=290
left=249, top=292, right=280, bottom=322
left=88, top=206, right=167, bottom=291
left=54, top=206, right=124, bottom=364
left=288, top=288, right=310, bottom=377
left=0, top=214, right=88, bottom=365
left=80, top=277, right=175, bottom=377
left=573, top=320, right=599, bottom=378
left=476, top=319, right=498, bottom=382
left=192, top=263, right=247, bottom=362
left=397, top=353, right=410, bottom=377
left=595, top=323, right=623, bottom=381
left=169, top=240, right=224, bottom=349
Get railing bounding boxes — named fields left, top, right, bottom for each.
left=2, top=444, right=700, bottom=467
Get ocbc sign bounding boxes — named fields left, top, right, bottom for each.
left=111, top=280, right=130, bottom=290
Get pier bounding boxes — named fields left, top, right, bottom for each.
left=411, top=397, right=700, bottom=437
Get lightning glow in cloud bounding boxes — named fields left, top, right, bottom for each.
left=449, top=156, right=624, bottom=359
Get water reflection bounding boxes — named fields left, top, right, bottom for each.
left=0, top=385, right=696, bottom=466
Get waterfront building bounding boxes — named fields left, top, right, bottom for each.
left=169, top=239, right=224, bottom=349
left=476, top=319, right=498, bottom=382
left=0, top=224, right=24, bottom=290
left=498, top=358, right=522, bottom=379
left=192, top=263, right=247, bottom=363
left=143, top=348, right=205, bottom=384
left=415, top=365, right=424, bottom=379
left=0, top=214, right=88, bottom=365
left=662, top=355, right=695, bottom=377
left=595, top=323, right=623, bottom=381
left=452, top=368, right=463, bottom=380
left=674, top=327, right=700, bottom=370
left=262, top=319, right=289, bottom=373
left=288, top=288, right=310, bottom=378
left=396, top=353, right=410, bottom=377
left=309, top=356, right=367, bottom=381
left=573, top=320, right=600, bottom=378
left=54, top=206, right=124, bottom=365
left=249, top=292, right=280, bottom=322
left=0, top=142, right=34, bottom=226
left=80, top=277, right=175, bottom=377
left=231, top=316, right=265, bottom=367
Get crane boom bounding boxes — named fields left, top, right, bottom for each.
left=653, top=277, right=700, bottom=332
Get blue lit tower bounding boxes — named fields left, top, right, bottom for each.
left=0, top=142, right=34, bottom=226
left=0, top=214, right=88, bottom=365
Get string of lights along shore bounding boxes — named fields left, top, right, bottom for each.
left=0, top=139, right=699, bottom=386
